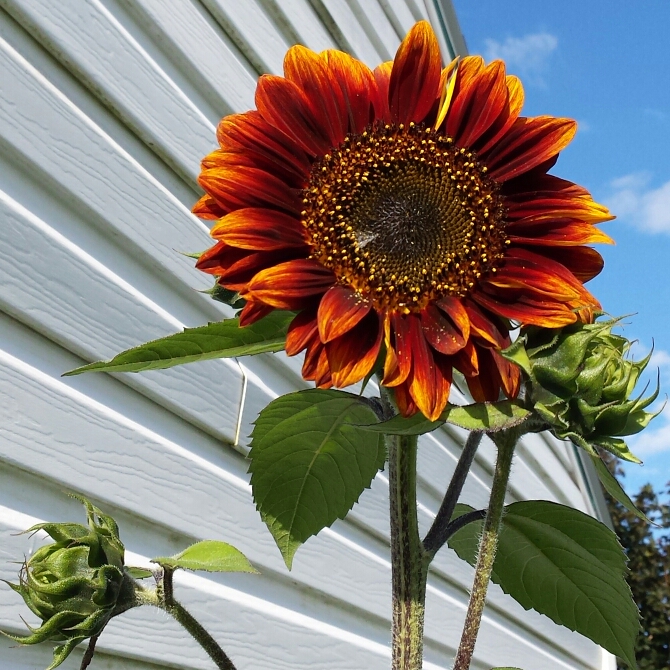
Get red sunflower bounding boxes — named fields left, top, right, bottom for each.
left=192, top=21, right=613, bottom=421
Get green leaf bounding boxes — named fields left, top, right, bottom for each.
left=500, top=337, right=532, bottom=376
left=125, top=567, right=153, bottom=579
left=63, top=311, right=293, bottom=375
left=441, top=400, right=530, bottom=432
left=249, top=389, right=386, bottom=569
left=448, top=500, right=638, bottom=668
left=355, top=411, right=443, bottom=435
left=152, top=540, right=258, bottom=574
left=591, top=455, right=651, bottom=523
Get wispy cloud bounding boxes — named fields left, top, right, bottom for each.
left=630, top=404, right=670, bottom=458
left=483, top=33, right=558, bottom=85
left=605, top=172, right=670, bottom=234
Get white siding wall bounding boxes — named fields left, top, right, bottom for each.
left=0, top=1, right=613, bottom=668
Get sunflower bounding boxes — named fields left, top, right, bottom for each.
left=192, top=21, right=613, bottom=421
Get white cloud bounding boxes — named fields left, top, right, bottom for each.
left=483, top=33, right=558, bottom=85
left=605, top=172, right=670, bottom=234
left=630, top=404, right=670, bottom=458
left=650, top=349, right=670, bottom=370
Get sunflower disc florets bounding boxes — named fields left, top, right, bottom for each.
left=5, top=497, right=135, bottom=669
left=503, top=316, right=659, bottom=462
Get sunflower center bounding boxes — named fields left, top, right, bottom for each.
left=301, top=122, right=507, bottom=312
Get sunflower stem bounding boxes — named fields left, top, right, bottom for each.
left=388, top=431, right=428, bottom=670
left=423, top=430, right=483, bottom=556
left=452, top=428, right=518, bottom=670
left=381, top=386, right=429, bottom=670
left=140, top=567, right=238, bottom=670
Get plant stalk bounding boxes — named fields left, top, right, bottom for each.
left=139, top=567, right=238, bottom=670
left=452, top=428, right=518, bottom=670
left=423, top=431, right=483, bottom=556
left=387, top=431, right=428, bottom=670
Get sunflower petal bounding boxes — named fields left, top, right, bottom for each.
left=317, top=285, right=372, bottom=343
left=210, top=208, right=307, bottom=250
left=485, top=116, right=577, bottom=182
left=248, top=259, right=335, bottom=309
left=421, top=304, right=466, bottom=355
left=373, top=61, right=393, bottom=122
left=447, top=60, right=509, bottom=148
left=238, top=300, right=274, bottom=326
left=434, top=57, right=459, bottom=131
left=198, top=166, right=301, bottom=215
left=434, top=295, right=471, bottom=342
left=255, top=75, right=331, bottom=156
left=217, top=111, right=310, bottom=185
left=406, top=315, right=451, bottom=420
left=388, top=21, right=442, bottom=125
left=383, top=313, right=412, bottom=387
left=326, top=311, right=382, bottom=387
left=323, top=50, right=378, bottom=135
left=473, top=291, right=578, bottom=328
left=537, top=245, right=605, bottom=282
left=286, top=308, right=319, bottom=356
left=284, top=45, right=348, bottom=147
left=463, top=300, right=508, bottom=348
left=192, top=194, right=226, bottom=220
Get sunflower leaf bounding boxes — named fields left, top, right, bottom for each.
left=354, top=412, right=443, bottom=435
left=447, top=500, right=638, bottom=668
left=63, top=311, right=293, bottom=376
left=591, top=455, right=651, bottom=523
left=249, top=389, right=386, bottom=569
left=441, top=400, right=530, bottom=432
left=125, top=567, right=153, bottom=579
left=152, top=540, right=258, bottom=574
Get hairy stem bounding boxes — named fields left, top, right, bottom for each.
left=388, top=432, right=428, bottom=670
left=423, top=431, right=483, bottom=556
left=141, top=568, right=238, bottom=670
left=79, top=634, right=99, bottom=670
left=452, top=429, right=518, bottom=670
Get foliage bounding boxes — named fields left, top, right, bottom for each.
left=601, top=453, right=670, bottom=670
left=448, top=500, right=639, bottom=667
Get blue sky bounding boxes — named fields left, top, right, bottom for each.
left=452, top=0, right=670, bottom=498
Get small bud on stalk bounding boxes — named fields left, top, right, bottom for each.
left=503, top=316, right=660, bottom=463
left=4, top=496, right=138, bottom=669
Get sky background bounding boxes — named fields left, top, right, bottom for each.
left=452, top=0, right=670, bottom=499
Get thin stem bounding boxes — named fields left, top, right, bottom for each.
left=443, top=509, right=487, bottom=538
left=388, top=431, right=428, bottom=670
left=79, top=634, right=99, bottom=670
left=452, top=428, right=518, bottom=670
left=423, top=431, right=483, bottom=556
left=147, top=567, right=238, bottom=670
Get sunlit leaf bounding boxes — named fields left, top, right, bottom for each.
left=152, top=540, right=258, bottom=574
left=448, top=500, right=638, bottom=667
left=249, top=389, right=385, bottom=569
left=64, top=311, right=293, bottom=375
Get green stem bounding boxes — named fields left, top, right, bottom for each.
left=387, top=429, right=428, bottom=670
left=452, top=428, right=518, bottom=670
left=423, top=430, right=483, bottom=556
left=139, top=568, right=238, bottom=670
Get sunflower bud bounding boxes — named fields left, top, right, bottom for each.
left=6, top=497, right=137, bottom=669
left=502, top=317, right=659, bottom=462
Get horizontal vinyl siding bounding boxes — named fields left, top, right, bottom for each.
left=0, top=1, right=611, bottom=668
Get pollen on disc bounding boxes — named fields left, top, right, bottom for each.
left=301, top=122, right=507, bottom=312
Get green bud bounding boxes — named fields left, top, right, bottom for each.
left=4, top=496, right=138, bottom=670
left=502, top=317, right=660, bottom=462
